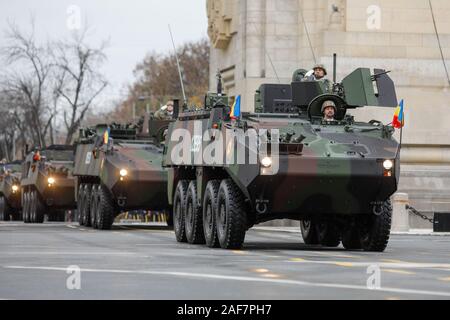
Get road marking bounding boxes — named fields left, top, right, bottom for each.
left=382, top=269, right=416, bottom=275
left=66, top=225, right=77, bottom=229
left=290, top=258, right=307, bottom=262
left=5, top=265, right=450, bottom=298
left=334, top=262, right=354, bottom=267
left=232, top=250, right=247, bottom=255
left=261, top=274, right=282, bottom=279
left=252, top=268, right=269, bottom=273
left=439, top=277, right=450, bottom=282
left=381, top=259, right=405, bottom=264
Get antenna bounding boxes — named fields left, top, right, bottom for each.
left=168, top=24, right=187, bottom=105
left=217, top=70, right=223, bottom=95
left=299, top=8, right=317, bottom=65
left=249, top=23, right=280, bottom=84
left=333, top=53, right=337, bottom=83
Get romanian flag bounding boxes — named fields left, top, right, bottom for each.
left=392, top=99, right=405, bottom=129
left=103, top=128, right=110, bottom=145
left=230, top=95, right=241, bottom=119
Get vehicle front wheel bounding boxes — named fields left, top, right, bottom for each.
left=316, top=220, right=341, bottom=247
left=173, top=181, right=188, bottom=243
left=185, top=182, right=205, bottom=245
left=359, top=200, right=392, bottom=252
left=216, top=179, right=247, bottom=250
left=95, top=185, right=115, bottom=230
left=300, top=220, right=319, bottom=245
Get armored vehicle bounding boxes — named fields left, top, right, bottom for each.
left=21, top=145, right=76, bottom=223
left=0, top=161, right=23, bottom=221
left=163, top=66, right=400, bottom=252
left=73, top=116, right=171, bottom=230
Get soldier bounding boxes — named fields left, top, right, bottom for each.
left=303, top=64, right=332, bottom=92
left=322, top=100, right=337, bottom=121
left=154, top=101, right=174, bottom=120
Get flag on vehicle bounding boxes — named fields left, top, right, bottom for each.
left=230, top=95, right=241, bottom=119
left=393, top=99, right=405, bottom=129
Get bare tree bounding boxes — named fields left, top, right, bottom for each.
left=53, top=31, right=108, bottom=144
left=0, top=21, right=55, bottom=149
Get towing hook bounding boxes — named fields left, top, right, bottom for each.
left=373, top=204, right=383, bottom=216
left=256, top=202, right=268, bottom=214
left=117, top=198, right=126, bottom=208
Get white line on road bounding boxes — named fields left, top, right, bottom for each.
left=4, top=265, right=450, bottom=298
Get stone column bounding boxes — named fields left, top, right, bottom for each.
left=245, top=0, right=266, bottom=78
left=391, top=193, right=410, bottom=233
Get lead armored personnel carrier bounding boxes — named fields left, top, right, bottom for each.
left=163, top=65, right=400, bottom=252
left=21, top=145, right=76, bottom=223
left=73, top=116, right=171, bottom=230
left=0, top=161, right=22, bottom=221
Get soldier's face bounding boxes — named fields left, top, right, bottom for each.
left=324, top=107, right=335, bottom=118
left=167, top=104, right=174, bottom=113
left=314, top=68, right=325, bottom=79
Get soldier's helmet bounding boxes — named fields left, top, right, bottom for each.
left=292, top=69, right=308, bottom=82
left=321, top=100, right=337, bottom=114
left=313, top=64, right=328, bottom=76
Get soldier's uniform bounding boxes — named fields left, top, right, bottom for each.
left=154, top=106, right=173, bottom=120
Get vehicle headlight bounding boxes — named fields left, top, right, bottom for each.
left=12, top=185, right=19, bottom=192
left=119, top=169, right=128, bottom=177
left=261, top=157, right=273, bottom=168
left=383, top=160, right=394, bottom=171
left=48, top=177, right=55, bottom=185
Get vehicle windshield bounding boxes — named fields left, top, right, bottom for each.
left=42, top=150, right=74, bottom=162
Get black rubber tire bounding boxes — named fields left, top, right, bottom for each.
left=90, top=185, right=99, bottom=229
left=22, top=191, right=29, bottom=223
left=0, top=196, right=9, bottom=221
left=29, top=191, right=36, bottom=223
left=317, top=220, right=341, bottom=247
left=341, top=218, right=363, bottom=250
left=360, top=200, right=392, bottom=252
left=300, top=220, right=319, bottom=245
left=34, top=191, right=45, bottom=224
left=95, top=184, right=115, bottom=230
left=216, top=179, right=247, bottom=250
left=83, top=184, right=92, bottom=227
left=77, top=185, right=85, bottom=226
left=185, top=181, right=205, bottom=244
left=173, top=180, right=189, bottom=243
left=203, top=180, right=220, bottom=248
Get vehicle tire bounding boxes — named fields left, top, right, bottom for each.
left=173, top=180, right=189, bottom=243
left=83, top=184, right=92, bottom=227
left=0, top=196, right=8, bottom=221
left=316, top=220, right=341, bottom=247
left=96, top=184, right=115, bottom=230
left=29, top=191, right=36, bottom=223
left=203, top=180, right=220, bottom=248
left=360, top=200, right=392, bottom=252
left=185, top=181, right=205, bottom=245
left=90, top=185, right=99, bottom=229
left=300, top=220, right=319, bottom=245
left=216, top=179, right=247, bottom=250
left=341, top=219, right=362, bottom=250
left=22, top=191, right=29, bottom=223
left=35, top=191, right=45, bottom=224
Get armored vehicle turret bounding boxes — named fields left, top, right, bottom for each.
left=163, top=66, right=400, bottom=252
left=0, top=161, right=23, bottom=221
left=73, top=116, right=171, bottom=230
left=21, top=145, right=76, bottom=223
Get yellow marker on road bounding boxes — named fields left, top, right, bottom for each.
left=382, top=269, right=416, bottom=275
left=334, top=262, right=354, bottom=267
left=439, top=277, right=450, bottom=282
left=290, top=258, right=307, bottom=263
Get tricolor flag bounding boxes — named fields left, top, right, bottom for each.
left=392, top=99, right=405, bottom=129
left=103, top=128, right=110, bottom=145
left=230, top=95, right=241, bottom=120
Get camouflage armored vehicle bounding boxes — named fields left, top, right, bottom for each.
left=21, top=145, right=76, bottom=223
left=73, top=116, right=172, bottom=230
left=0, top=161, right=23, bottom=221
left=163, top=67, right=400, bottom=252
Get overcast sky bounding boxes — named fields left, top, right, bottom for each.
left=0, top=0, right=208, bottom=107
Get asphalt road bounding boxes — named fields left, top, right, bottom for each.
left=0, top=221, right=449, bottom=300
